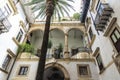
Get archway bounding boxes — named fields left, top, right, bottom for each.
left=49, top=28, right=65, bottom=59
left=30, top=30, right=43, bottom=49
left=68, top=28, right=84, bottom=56
left=44, top=63, right=70, bottom=80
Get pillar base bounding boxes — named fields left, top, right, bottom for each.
left=64, top=51, right=69, bottom=58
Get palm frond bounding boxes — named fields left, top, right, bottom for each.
left=26, top=0, right=75, bottom=20
left=24, top=0, right=44, bottom=6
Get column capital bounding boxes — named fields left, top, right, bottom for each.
left=65, top=33, right=68, bottom=36
left=64, top=51, right=69, bottom=58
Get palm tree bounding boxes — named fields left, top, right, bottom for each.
left=25, top=0, right=75, bottom=80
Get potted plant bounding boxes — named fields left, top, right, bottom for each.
left=47, top=40, right=53, bottom=58
left=54, top=43, right=63, bottom=59
left=17, top=43, right=35, bottom=58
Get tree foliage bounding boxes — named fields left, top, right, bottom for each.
left=73, top=13, right=80, bottom=20
left=25, top=0, right=75, bottom=20
left=18, top=43, right=34, bottom=54
left=47, top=39, right=52, bottom=49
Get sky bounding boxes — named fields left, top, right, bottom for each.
left=35, top=0, right=82, bottom=20
left=69, top=0, right=82, bottom=16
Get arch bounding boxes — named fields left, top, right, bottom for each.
left=45, top=62, right=70, bottom=80
left=28, top=27, right=44, bottom=34
left=68, top=28, right=85, bottom=55
left=50, top=28, right=65, bottom=34
left=68, top=28, right=84, bottom=34
left=28, top=29, right=43, bottom=50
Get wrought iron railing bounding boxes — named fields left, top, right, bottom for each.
left=71, top=47, right=92, bottom=56
left=95, top=3, right=113, bottom=31
left=0, top=9, right=11, bottom=34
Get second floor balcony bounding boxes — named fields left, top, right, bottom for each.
left=95, top=3, right=113, bottom=31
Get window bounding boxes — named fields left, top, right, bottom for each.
left=77, top=64, right=91, bottom=77
left=0, top=3, right=11, bottom=17
left=89, top=28, right=93, bottom=40
left=110, top=28, right=120, bottom=54
left=2, top=55, right=11, bottom=70
left=79, top=66, right=88, bottom=75
left=16, top=29, right=23, bottom=42
left=96, top=53, right=104, bottom=71
left=18, top=66, right=28, bottom=75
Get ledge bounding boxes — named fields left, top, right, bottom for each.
left=104, top=17, right=117, bottom=36
left=99, top=68, right=105, bottom=74
left=31, top=21, right=85, bottom=27
left=8, top=0, right=18, bottom=15
left=93, top=47, right=100, bottom=56
left=89, top=35, right=96, bottom=47
left=7, top=48, right=16, bottom=57
left=0, top=67, right=8, bottom=74
left=20, top=21, right=27, bottom=32
left=12, top=37, right=19, bottom=46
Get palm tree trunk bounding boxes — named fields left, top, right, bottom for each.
left=36, top=15, right=51, bottom=80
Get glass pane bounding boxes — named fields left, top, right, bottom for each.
left=79, top=66, right=88, bottom=75
left=24, top=67, right=28, bottom=75
left=115, top=30, right=120, bottom=39
left=111, top=34, right=117, bottom=43
left=21, top=67, right=24, bottom=75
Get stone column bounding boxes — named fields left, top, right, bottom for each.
left=64, top=33, right=69, bottom=58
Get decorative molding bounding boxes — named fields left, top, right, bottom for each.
left=12, top=37, right=19, bottom=46
left=7, top=48, right=16, bottom=57
left=89, top=35, right=96, bottom=47
left=8, top=0, right=18, bottom=15
left=93, top=47, right=100, bottom=56
left=17, top=58, right=95, bottom=62
left=0, top=67, right=8, bottom=74
left=19, top=21, right=27, bottom=33
left=105, top=60, right=114, bottom=70
left=31, top=22, right=84, bottom=27
left=45, top=62, right=70, bottom=80
left=114, top=55, right=120, bottom=73
left=104, top=17, right=117, bottom=36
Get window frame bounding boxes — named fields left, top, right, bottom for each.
left=110, top=27, right=120, bottom=54
left=18, top=66, right=29, bottom=76
left=16, top=29, right=23, bottom=42
left=2, top=54, right=12, bottom=70
left=89, top=27, right=94, bottom=40
left=96, top=53, right=105, bottom=73
left=77, top=64, right=91, bottom=77
left=0, top=3, right=12, bottom=17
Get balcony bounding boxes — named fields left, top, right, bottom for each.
left=71, top=47, right=92, bottom=59
left=0, top=9, right=11, bottom=34
left=95, top=3, right=113, bottom=31
left=71, top=47, right=92, bottom=56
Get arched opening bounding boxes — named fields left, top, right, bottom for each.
left=27, top=30, right=43, bottom=56
left=48, top=28, right=65, bottom=59
left=44, top=63, right=70, bottom=80
left=68, top=28, right=84, bottom=56
left=44, top=67, right=64, bottom=80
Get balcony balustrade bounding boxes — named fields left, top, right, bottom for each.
left=71, top=47, right=92, bottom=56
left=0, top=9, right=11, bottom=34
left=95, top=3, right=113, bottom=31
